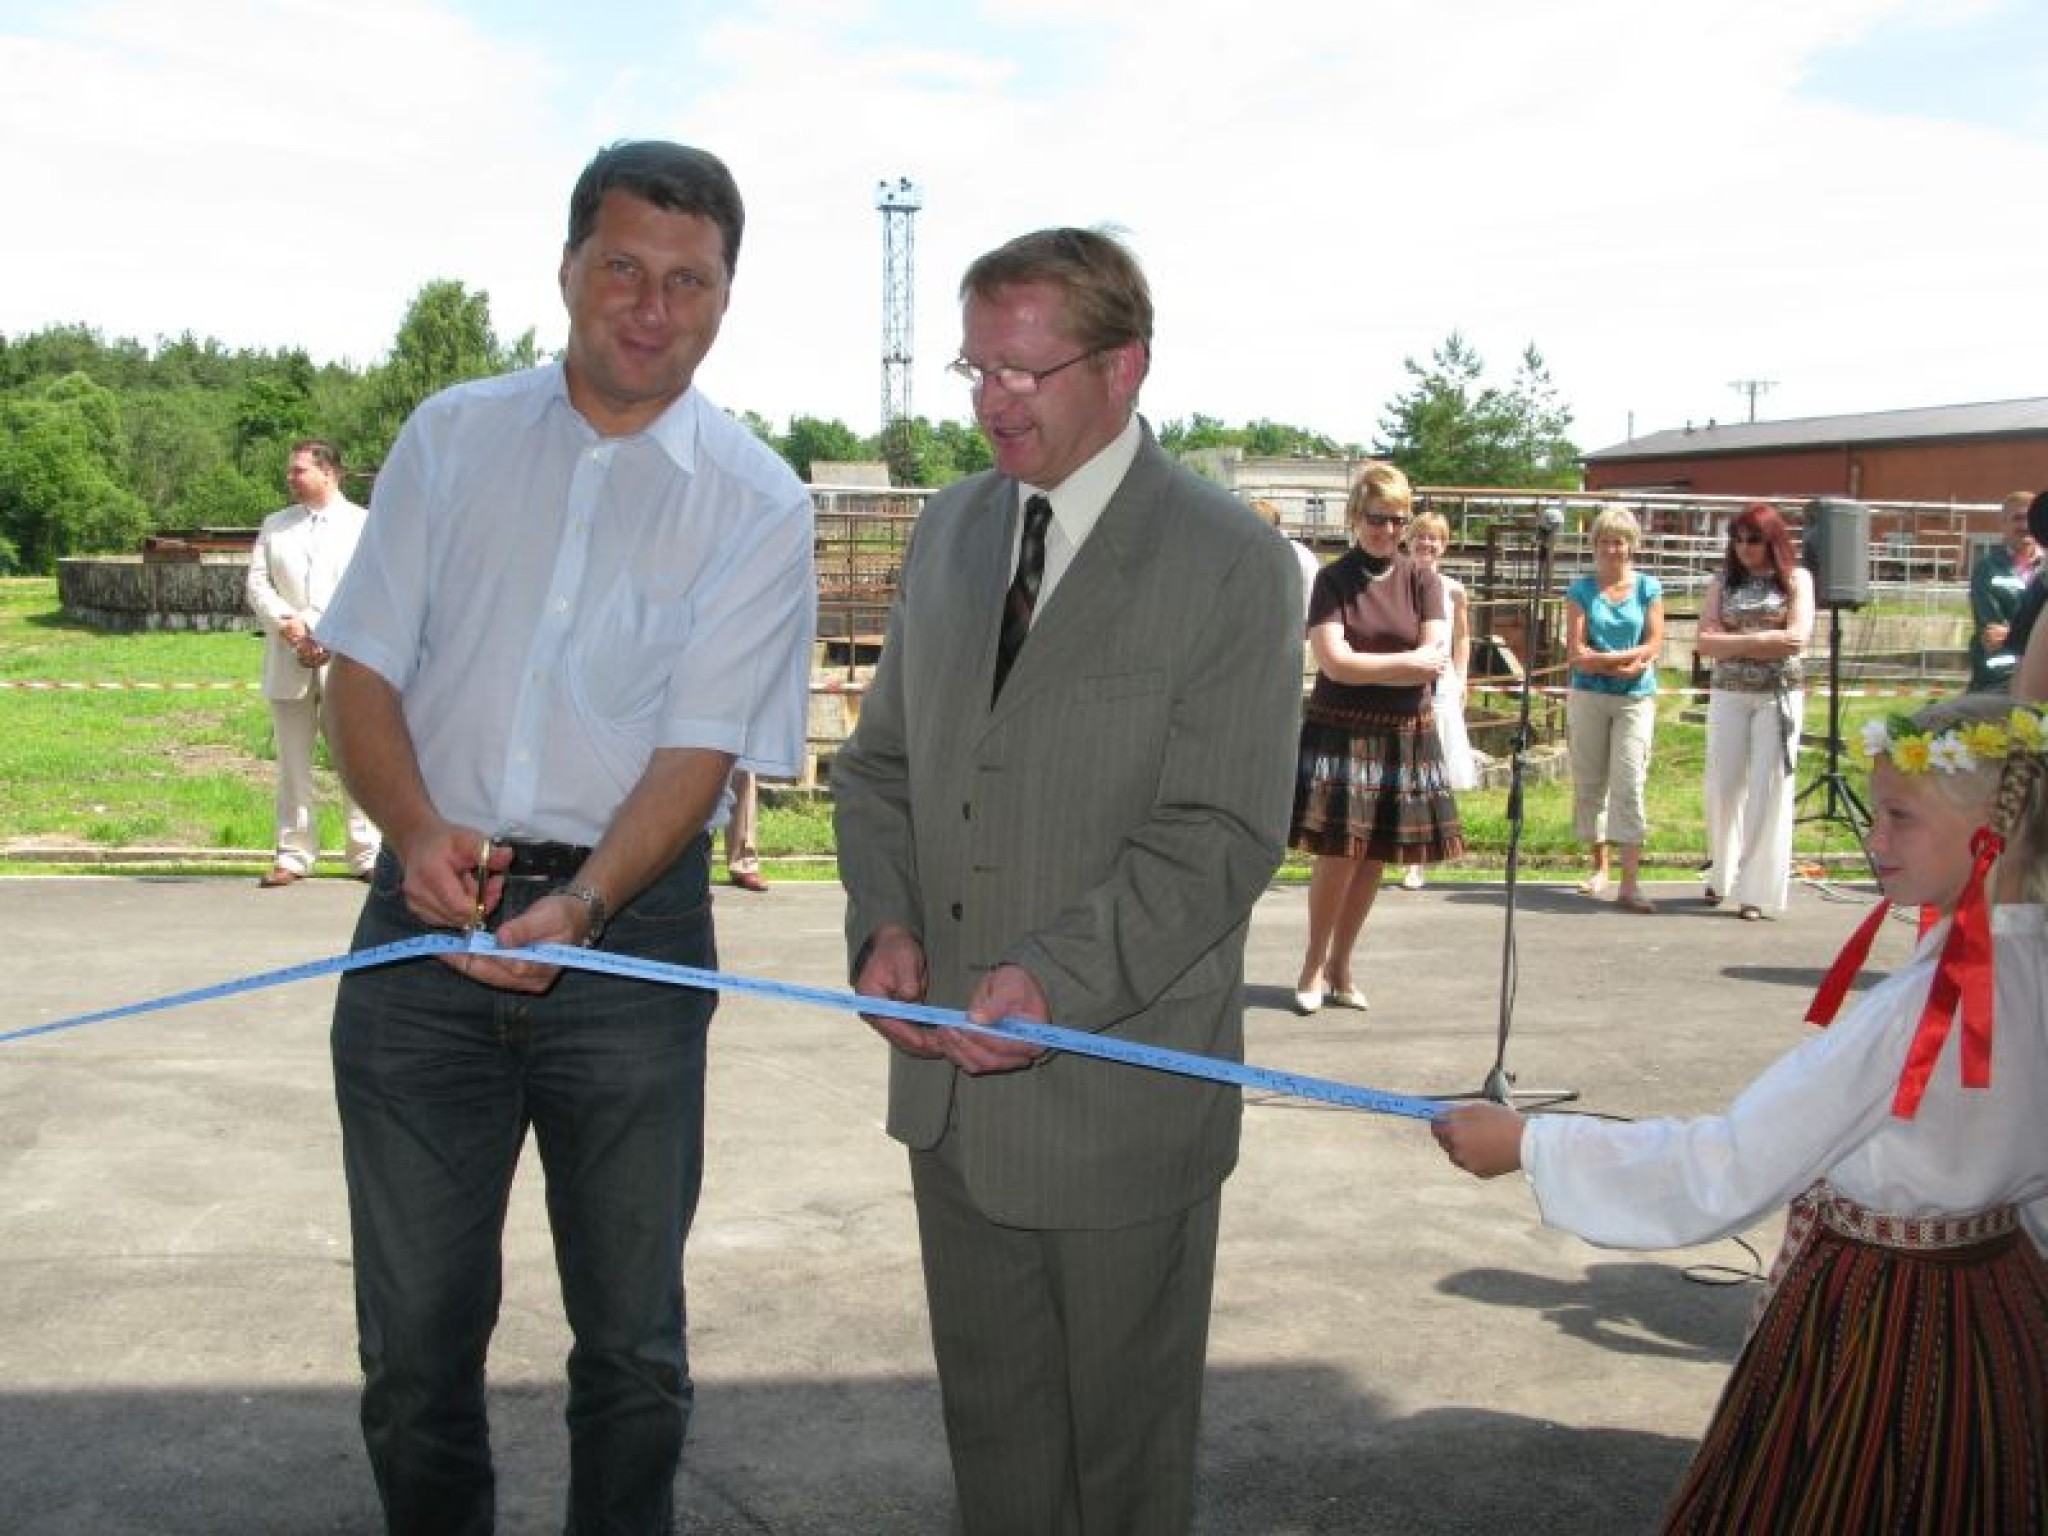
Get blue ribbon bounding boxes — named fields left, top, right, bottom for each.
left=3, top=932, right=1446, bottom=1121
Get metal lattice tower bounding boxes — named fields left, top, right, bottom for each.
left=875, top=176, right=923, bottom=432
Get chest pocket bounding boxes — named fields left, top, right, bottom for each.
left=569, top=582, right=697, bottom=725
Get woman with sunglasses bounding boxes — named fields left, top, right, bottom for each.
left=1696, top=504, right=1813, bottom=920
left=1565, top=505, right=1665, bottom=912
left=1288, top=464, right=1464, bottom=1014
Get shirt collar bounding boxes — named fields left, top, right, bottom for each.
left=541, top=361, right=704, bottom=475
left=1020, top=413, right=1141, bottom=548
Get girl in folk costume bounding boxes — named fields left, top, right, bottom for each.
left=1432, top=692, right=2048, bottom=1533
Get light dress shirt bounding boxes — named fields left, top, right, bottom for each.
left=1524, top=904, right=2048, bottom=1255
left=1013, top=413, right=1143, bottom=614
left=320, top=364, right=815, bottom=848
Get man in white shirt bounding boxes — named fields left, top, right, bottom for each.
left=319, top=141, right=815, bottom=1536
left=244, top=439, right=378, bottom=884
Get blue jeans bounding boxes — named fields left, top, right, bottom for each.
left=332, top=838, right=715, bottom=1536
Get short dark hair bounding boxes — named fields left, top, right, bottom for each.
left=960, top=227, right=1153, bottom=376
left=292, top=438, right=342, bottom=475
left=566, top=141, right=745, bottom=276
left=2030, top=489, right=2048, bottom=547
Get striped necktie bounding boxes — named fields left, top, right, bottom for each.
left=992, top=494, right=1054, bottom=700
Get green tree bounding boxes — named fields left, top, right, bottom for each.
left=1241, top=418, right=1344, bottom=457
left=1376, top=332, right=1580, bottom=488
left=349, top=280, right=534, bottom=465
left=1500, top=345, right=1580, bottom=488
left=878, top=416, right=940, bottom=487
left=232, top=352, right=317, bottom=472
left=167, top=461, right=273, bottom=527
left=1157, top=413, right=1234, bottom=453
left=0, top=374, right=150, bottom=571
left=931, top=418, right=992, bottom=478
left=783, top=414, right=867, bottom=481
left=123, top=388, right=231, bottom=521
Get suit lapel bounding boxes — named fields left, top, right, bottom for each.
left=982, top=440, right=1169, bottom=724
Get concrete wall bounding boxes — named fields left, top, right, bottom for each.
left=56, top=554, right=256, bottom=633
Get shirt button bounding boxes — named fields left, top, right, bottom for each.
left=950, top=903, right=963, bottom=920
left=961, top=803, right=971, bottom=819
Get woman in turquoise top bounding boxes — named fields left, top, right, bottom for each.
left=1564, top=506, right=1665, bottom=912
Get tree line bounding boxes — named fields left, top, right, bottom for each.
left=0, top=279, right=1579, bottom=575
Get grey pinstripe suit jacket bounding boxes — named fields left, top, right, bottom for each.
left=834, top=429, right=1304, bottom=1229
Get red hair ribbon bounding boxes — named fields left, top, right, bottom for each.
left=1890, top=827, right=2002, bottom=1118
left=1805, top=898, right=1891, bottom=1028
left=1804, top=827, right=2003, bottom=1119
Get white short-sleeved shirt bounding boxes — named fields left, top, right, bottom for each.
left=1524, top=905, right=2048, bottom=1255
left=320, top=364, right=816, bottom=848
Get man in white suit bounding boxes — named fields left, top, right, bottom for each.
left=835, top=228, right=1303, bottom=1534
left=245, top=438, right=379, bottom=885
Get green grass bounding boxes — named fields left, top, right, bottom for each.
left=0, top=576, right=1924, bottom=878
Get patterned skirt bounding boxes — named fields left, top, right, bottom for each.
left=1289, top=706, right=1466, bottom=864
left=1660, top=1198, right=2048, bottom=1534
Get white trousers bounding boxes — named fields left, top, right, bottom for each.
left=269, top=677, right=379, bottom=875
left=1702, top=687, right=1802, bottom=913
left=722, top=769, right=759, bottom=872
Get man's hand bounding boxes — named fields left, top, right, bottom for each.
left=470, top=889, right=589, bottom=995
left=392, top=826, right=555, bottom=995
left=1431, top=1103, right=1526, bottom=1178
left=949, top=963, right=1050, bottom=1076
left=854, top=925, right=940, bottom=1057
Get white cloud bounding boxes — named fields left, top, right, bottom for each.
left=3, top=0, right=2044, bottom=459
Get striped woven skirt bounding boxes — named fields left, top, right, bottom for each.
left=1288, top=706, right=1465, bottom=864
left=1660, top=1193, right=2048, bottom=1534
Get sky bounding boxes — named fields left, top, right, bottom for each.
left=3, top=0, right=2045, bottom=455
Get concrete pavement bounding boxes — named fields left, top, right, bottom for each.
left=0, top=871, right=1915, bottom=1534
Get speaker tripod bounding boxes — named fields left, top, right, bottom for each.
left=1794, top=602, right=1872, bottom=849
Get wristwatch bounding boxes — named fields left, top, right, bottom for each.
left=558, top=882, right=609, bottom=946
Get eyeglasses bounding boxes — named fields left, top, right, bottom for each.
left=1361, top=512, right=1409, bottom=529
left=1731, top=530, right=1765, bottom=545
left=947, top=350, right=1100, bottom=395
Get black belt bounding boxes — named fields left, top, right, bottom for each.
left=500, top=840, right=592, bottom=881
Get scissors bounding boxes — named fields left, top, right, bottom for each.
left=467, top=838, right=493, bottom=935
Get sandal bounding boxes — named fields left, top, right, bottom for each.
left=1574, top=875, right=1610, bottom=897
left=1738, top=904, right=1764, bottom=922
left=1616, top=891, right=1658, bottom=914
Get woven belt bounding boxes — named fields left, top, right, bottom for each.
left=1751, top=1182, right=2020, bottom=1334
left=500, top=840, right=592, bottom=881
left=1813, top=1187, right=2018, bottom=1252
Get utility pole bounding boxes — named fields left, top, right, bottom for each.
left=876, top=177, right=922, bottom=436
left=1727, top=379, right=1776, bottom=423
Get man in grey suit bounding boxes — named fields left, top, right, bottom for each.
left=833, top=228, right=1303, bottom=1533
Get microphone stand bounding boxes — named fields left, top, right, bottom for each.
left=1449, top=513, right=1578, bottom=1110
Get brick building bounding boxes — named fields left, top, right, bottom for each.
left=1581, top=396, right=2048, bottom=506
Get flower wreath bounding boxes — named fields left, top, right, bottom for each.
left=1859, top=702, right=2048, bottom=775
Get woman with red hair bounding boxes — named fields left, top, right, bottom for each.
left=1696, top=503, right=1814, bottom=919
